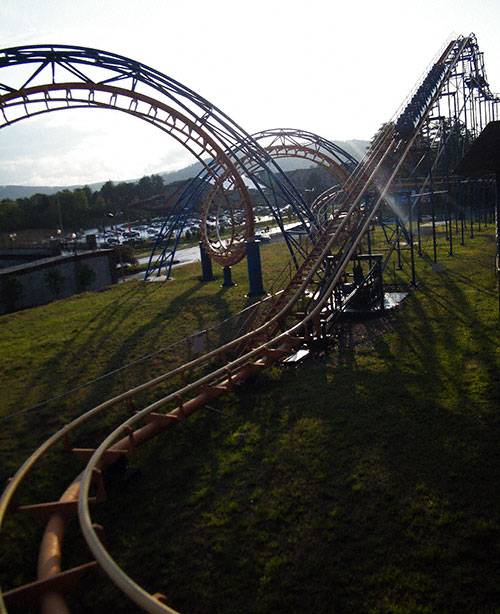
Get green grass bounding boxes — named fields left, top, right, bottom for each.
left=1, top=223, right=500, bottom=613
left=0, top=239, right=291, bottom=467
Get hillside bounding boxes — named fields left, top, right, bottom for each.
left=0, top=140, right=369, bottom=200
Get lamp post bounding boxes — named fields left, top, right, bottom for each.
left=103, top=212, right=115, bottom=240
left=57, top=197, right=64, bottom=238
left=105, top=213, right=125, bottom=282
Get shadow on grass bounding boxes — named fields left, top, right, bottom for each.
left=3, top=232, right=500, bottom=613
left=9, top=271, right=260, bottom=457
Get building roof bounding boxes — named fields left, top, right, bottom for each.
left=455, top=121, right=500, bottom=176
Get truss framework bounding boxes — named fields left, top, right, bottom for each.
left=0, top=45, right=316, bottom=266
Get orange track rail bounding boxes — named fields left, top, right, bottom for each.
left=0, top=122, right=430, bottom=614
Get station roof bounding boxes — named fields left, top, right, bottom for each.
left=455, top=121, right=500, bottom=176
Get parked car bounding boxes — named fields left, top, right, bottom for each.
left=255, top=232, right=271, bottom=242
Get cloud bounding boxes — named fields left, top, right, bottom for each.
left=2, top=0, right=500, bottom=188
left=0, top=107, right=203, bottom=185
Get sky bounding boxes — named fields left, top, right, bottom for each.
left=1, top=0, right=500, bottom=187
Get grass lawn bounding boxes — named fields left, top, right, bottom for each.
left=0, top=239, right=293, bottom=469
left=1, top=222, right=499, bottom=613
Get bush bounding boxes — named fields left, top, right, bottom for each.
left=77, top=263, right=96, bottom=291
left=113, top=244, right=138, bottom=266
left=1, top=275, right=24, bottom=311
left=44, top=269, right=64, bottom=297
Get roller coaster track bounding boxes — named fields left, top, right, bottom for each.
left=0, top=44, right=315, bottom=269
left=144, top=128, right=357, bottom=280
left=1, top=33, right=499, bottom=613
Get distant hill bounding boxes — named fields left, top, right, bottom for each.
left=0, top=139, right=369, bottom=200
left=0, top=182, right=108, bottom=200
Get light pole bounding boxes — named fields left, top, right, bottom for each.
left=57, top=197, right=64, bottom=239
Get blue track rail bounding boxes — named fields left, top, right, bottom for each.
left=1, top=32, right=499, bottom=614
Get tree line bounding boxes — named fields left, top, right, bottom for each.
left=1, top=164, right=361, bottom=235
left=0, top=174, right=168, bottom=233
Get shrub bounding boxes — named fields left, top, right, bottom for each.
left=44, top=269, right=64, bottom=297
left=1, top=275, right=24, bottom=311
left=77, top=263, right=96, bottom=291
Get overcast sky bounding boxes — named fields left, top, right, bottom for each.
left=1, top=0, right=500, bottom=187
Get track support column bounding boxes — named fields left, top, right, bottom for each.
left=199, top=242, right=214, bottom=281
left=245, top=240, right=266, bottom=297
left=221, top=266, right=235, bottom=288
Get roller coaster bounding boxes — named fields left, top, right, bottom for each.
left=1, top=33, right=499, bottom=613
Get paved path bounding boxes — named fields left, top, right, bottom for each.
left=128, top=222, right=302, bottom=282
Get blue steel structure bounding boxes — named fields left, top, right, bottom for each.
left=396, top=36, right=498, bottom=138
left=376, top=34, right=500, bottom=273
left=144, top=128, right=358, bottom=279
left=1, top=33, right=500, bottom=614
left=0, top=47, right=360, bottom=280
left=0, top=44, right=317, bottom=270
left=243, top=34, right=500, bottom=338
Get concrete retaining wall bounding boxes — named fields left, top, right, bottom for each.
left=0, top=249, right=117, bottom=315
